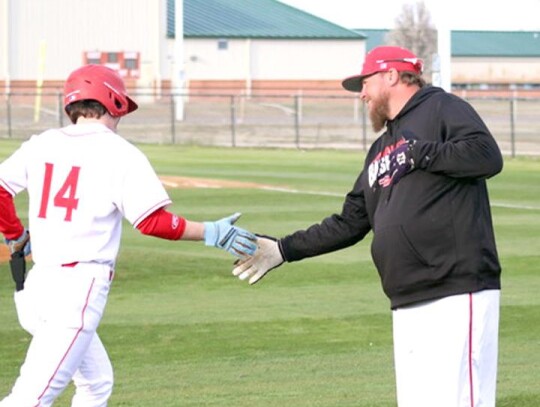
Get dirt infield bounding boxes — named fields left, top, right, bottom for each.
left=159, top=175, right=270, bottom=190
left=0, top=176, right=272, bottom=264
left=0, top=245, right=9, bottom=263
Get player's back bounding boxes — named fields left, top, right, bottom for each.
left=20, top=123, right=150, bottom=266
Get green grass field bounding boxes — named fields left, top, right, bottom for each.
left=0, top=142, right=539, bottom=406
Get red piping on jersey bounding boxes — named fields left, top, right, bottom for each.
left=34, top=278, right=96, bottom=406
left=468, top=293, right=474, bottom=407
left=0, top=185, right=24, bottom=239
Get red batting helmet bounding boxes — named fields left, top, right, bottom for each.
left=342, top=46, right=424, bottom=92
left=63, top=64, right=138, bottom=117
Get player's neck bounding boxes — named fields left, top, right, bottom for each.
left=76, top=115, right=121, bottom=132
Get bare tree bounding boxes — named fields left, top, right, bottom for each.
left=385, top=1, right=437, bottom=81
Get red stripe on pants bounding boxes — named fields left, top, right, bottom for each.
left=468, top=293, right=474, bottom=407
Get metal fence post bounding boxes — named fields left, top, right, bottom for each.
left=294, top=94, right=300, bottom=149
left=6, top=92, right=12, bottom=138
left=353, top=97, right=359, bottom=123
left=510, top=98, right=516, bottom=158
left=362, top=101, right=367, bottom=151
left=58, top=91, right=64, bottom=127
left=170, top=93, right=176, bottom=144
left=230, top=95, right=236, bottom=147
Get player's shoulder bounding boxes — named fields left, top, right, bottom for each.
left=99, top=133, right=152, bottom=168
left=108, top=133, right=146, bottom=156
left=19, top=128, right=64, bottom=149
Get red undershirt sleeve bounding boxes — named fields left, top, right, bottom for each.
left=0, top=185, right=24, bottom=240
left=136, top=207, right=186, bottom=240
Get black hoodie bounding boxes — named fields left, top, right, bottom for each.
left=280, top=86, right=503, bottom=309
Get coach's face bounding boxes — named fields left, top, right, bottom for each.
left=360, top=72, right=391, bottom=133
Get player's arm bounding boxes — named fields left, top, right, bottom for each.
left=136, top=207, right=257, bottom=258
left=0, top=141, right=32, bottom=253
left=0, top=185, right=25, bottom=241
left=0, top=185, right=30, bottom=292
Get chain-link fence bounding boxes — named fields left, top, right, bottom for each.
left=1, top=90, right=539, bottom=156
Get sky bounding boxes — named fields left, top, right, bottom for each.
left=279, top=0, right=540, bottom=31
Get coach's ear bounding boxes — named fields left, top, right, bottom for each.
left=386, top=68, right=401, bottom=87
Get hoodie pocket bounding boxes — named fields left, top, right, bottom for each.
left=371, top=222, right=455, bottom=296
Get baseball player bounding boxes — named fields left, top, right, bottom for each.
left=0, top=64, right=257, bottom=406
left=233, top=46, right=503, bottom=406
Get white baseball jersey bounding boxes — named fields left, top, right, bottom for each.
left=0, top=123, right=171, bottom=266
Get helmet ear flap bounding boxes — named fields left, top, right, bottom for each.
left=114, top=97, right=123, bottom=110
left=108, top=91, right=127, bottom=114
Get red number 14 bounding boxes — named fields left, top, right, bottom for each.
left=38, top=163, right=80, bottom=221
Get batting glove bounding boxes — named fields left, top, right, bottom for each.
left=5, top=229, right=31, bottom=256
left=389, top=136, right=416, bottom=185
left=232, top=235, right=284, bottom=285
left=204, top=212, right=257, bottom=259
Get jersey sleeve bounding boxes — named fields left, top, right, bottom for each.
left=0, top=186, right=24, bottom=239
left=0, top=139, right=31, bottom=195
left=114, top=146, right=172, bottom=227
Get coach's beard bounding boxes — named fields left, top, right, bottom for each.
left=369, top=91, right=390, bottom=133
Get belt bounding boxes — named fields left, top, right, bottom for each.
left=61, top=261, right=114, bottom=281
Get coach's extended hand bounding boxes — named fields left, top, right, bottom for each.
left=233, top=235, right=284, bottom=284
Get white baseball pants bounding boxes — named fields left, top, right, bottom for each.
left=392, top=290, right=500, bottom=407
left=0, top=263, right=113, bottom=407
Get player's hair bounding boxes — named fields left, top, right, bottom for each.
left=399, top=71, right=426, bottom=88
left=65, top=100, right=108, bottom=123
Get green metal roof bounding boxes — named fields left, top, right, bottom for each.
left=354, top=28, right=540, bottom=57
left=167, top=0, right=365, bottom=39
left=452, top=31, right=540, bottom=57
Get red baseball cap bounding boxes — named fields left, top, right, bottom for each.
left=342, top=46, right=424, bottom=92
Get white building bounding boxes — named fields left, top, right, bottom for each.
left=0, top=0, right=365, bottom=95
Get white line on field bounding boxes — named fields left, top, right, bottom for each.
left=161, top=180, right=179, bottom=188
left=259, top=186, right=342, bottom=197
left=491, top=202, right=540, bottom=211
left=259, top=186, right=539, bottom=211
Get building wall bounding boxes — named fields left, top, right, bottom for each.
left=0, top=0, right=166, bottom=84
left=1, top=0, right=364, bottom=94
left=452, top=57, right=540, bottom=85
left=183, top=38, right=365, bottom=81
left=250, top=39, right=364, bottom=80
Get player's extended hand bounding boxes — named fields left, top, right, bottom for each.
left=389, top=135, right=416, bottom=185
left=5, top=229, right=31, bottom=256
left=232, top=235, right=284, bottom=285
left=204, top=213, right=257, bottom=258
